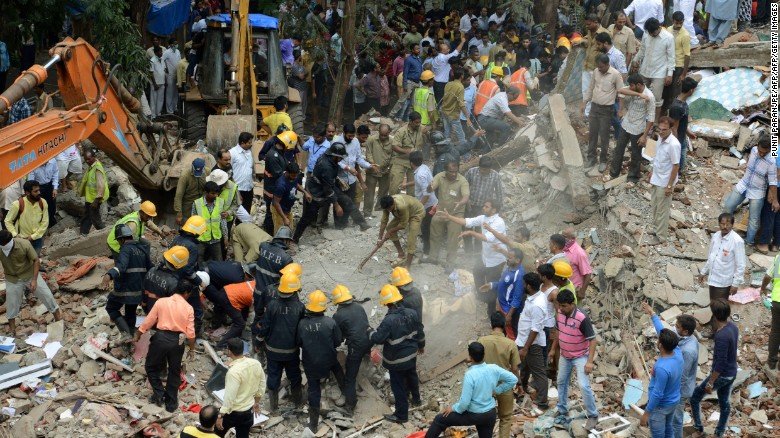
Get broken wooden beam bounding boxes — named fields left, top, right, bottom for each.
left=690, top=42, right=770, bottom=68
left=81, top=343, right=134, bottom=372
left=621, top=331, right=647, bottom=380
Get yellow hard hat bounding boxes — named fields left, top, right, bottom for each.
left=164, top=245, right=190, bottom=269
left=491, top=66, right=505, bottom=77
left=379, top=284, right=403, bottom=306
left=331, top=284, right=353, bottom=304
left=280, top=262, right=302, bottom=277
left=140, top=201, right=157, bottom=217
left=390, top=267, right=413, bottom=287
left=182, top=215, right=207, bottom=236
left=420, top=70, right=435, bottom=81
left=277, top=131, right=298, bottom=150
left=305, top=290, right=328, bottom=312
left=278, top=273, right=302, bottom=294
left=553, top=260, right=573, bottom=278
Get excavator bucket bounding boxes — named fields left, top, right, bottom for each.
left=205, top=114, right=256, bottom=154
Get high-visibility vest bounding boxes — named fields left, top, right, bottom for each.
left=771, top=255, right=780, bottom=302
left=473, top=80, right=499, bottom=116
left=508, top=68, right=529, bottom=106
left=218, top=181, right=238, bottom=222
left=224, top=280, right=256, bottom=310
left=107, top=211, right=144, bottom=252
left=412, top=87, right=435, bottom=125
left=194, top=197, right=224, bottom=242
left=561, top=280, right=578, bottom=305
left=79, top=160, right=110, bottom=203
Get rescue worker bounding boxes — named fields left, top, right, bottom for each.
left=171, top=216, right=207, bottom=335
left=507, top=59, right=535, bottom=115
left=473, top=66, right=503, bottom=117
left=193, top=181, right=227, bottom=263
left=251, top=227, right=295, bottom=350
left=103, top=224, right=151, bottom=340
left=206, top=269, right=254, bottom=348
left=135, top=278, right=198, bottom=413
left=390, top=267, right=424, bottom=335
left=206, top=169, right=239, bottom=256
left=231, top=222, right=272, bottom=263
left=413, top=70, right=438, bottom=130
left=388, top=112, right=426, bottom=196
left=106, top=200, right=164, bottom=258
left=262, top=131, right=297, bottom=234
left=79, top=148, right=109, bottom=235
left=428, top=160, right=470, bottom=270
left=378, top=194, right=425, bottom=268
left=362, top=124, right=394, bottom=217
left=174, top=157, right=210, bottom=226
left=271, top=161, right=309, bottom=233
left=259, top=273, right=305, bottom=413
left=369, top=284, right=425, bottom=424
left=142, top=245, right=189, bottom=313
left=331, top=284, right=371, bottom=415
left=297, top=290, right=345, bottom=432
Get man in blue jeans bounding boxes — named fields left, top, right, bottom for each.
left=642, top=302, right=699, bottom=438
left=690, top=299, right=739, bottom=437
left=755, top=133, right=780, bottom=253
left=640, top=328, right=683, bottom=437
left=723, top=139, right=777, bottom=246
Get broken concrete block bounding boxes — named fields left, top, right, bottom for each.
left=660, top=306, right=683, bottom=322
left=698, top=343, right=709, bottom=365
left=749, top=409, right=768, bottom=424
left=76, top=360, right=102, bottom=383
left=666, top=264, right=694, bottom=290
left=521, top=206, right=541, bottom=221
left=670, top=209, right=686, bottom=223
left=749, top=253, right=774, bottom=270
left=691, top=307, right=713, bottom=324
left=679, top=288, right=711, bottom=307
left=720, top=156, right=741, bottom=169
left=719, top=170, right=738, bottom=183
left=46, top=320, right=64, bottom=343
left=605, top=258, right=624, bottom=278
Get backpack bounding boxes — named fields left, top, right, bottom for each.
left=12, top=196, right=44, bottom=226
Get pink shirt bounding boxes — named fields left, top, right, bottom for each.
left=564, top=241, right=593, bottom=288
left=392, top=55, right=405, bottom=77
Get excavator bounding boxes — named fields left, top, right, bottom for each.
left=0, top=37, right=212, bottom=192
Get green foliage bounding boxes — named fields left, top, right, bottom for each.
left=0, top=0, right=69, bottom=64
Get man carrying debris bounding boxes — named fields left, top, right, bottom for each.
left=4, top=180, right=48, bottom=255
left=135, top=278, right=198, bottom=413
left=297, top=290, right=345, bottom=432
left=192, top=181, right=228, bottom=263
left=174, top=157, right=210, bottom=226
left=480, top=247, right=524, bottom=339
left=424, top=342, right=517, bottom=438
left=378, top=194, right=425, bottom=268
left=231, top=222, right=271, bottom=263
left=639, top=327, right=683, bottom=437
left=78, top=147, right=109, bottom=235
left=331, top=284, right=371, bottom=415
left=142, top=245, right=189, bottom=313
left=642, top=302, right=699, bottom=437
left=251, top=228, right=295, bottom=351
left=477, top=313, right=521, bottom=438
left=647, top=116, right=681, bottom=246
left=515, top=272, right=549, bottom=412
left=0, top=230, right=61, bottom=335
left=216, top=338, right=266, bottom=438
left=106, top=200, right=164, bottom=259
left=607, top=74, right=655, bottom=186
left=369, top=284, right=424, bottom=424
left=427, top=160, right=469, bottom=270
left=259, top=273, right=305, bottom=412
left=562, top=227, right=594, bottom=302
left=103, top=224, right=151, bottom=341
left=388, top=112, right=426, bottom=195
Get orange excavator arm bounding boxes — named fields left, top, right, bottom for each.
left=0, top=38, right=166, bottom=190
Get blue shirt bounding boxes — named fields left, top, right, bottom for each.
left=0, top=41, right=9, bottom=73
left=28, top=159, right=60, bottom=189
left=452, top=362, right=517, bottom=414
left=272, top=174, right=300, bottom=212
left=712, top=321, right=739, bottom=377
left=651, top=315, right=699, bottom=398
left=647, top=348, right=683, bottom=412
left=490, top=264, right=525, bottom=313
left=8, top=99, right=31, bottom=125
left=301, top=137, right=330, bottom=173
left=461, top=84, right=476, bottom=121
left=403, top=55, right=423, bottom=85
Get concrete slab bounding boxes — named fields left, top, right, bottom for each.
left=46, top=227, right=112, bottom=260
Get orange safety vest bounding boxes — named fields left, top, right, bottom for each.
left=473, top=79, right=499, bottom=116
left=224, top=280, right=256, bottom=311
left=508, top=68, right=529, bottom=106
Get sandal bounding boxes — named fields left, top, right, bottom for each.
left=755, top=244, right=769, bottom=254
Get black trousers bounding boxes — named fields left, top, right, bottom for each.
left=587, top=103, right=613, bottom=166
left=217, top=408, right=253, bottom=438
left=433, top=81, right=446, bottom=103
left=609, top=130, right=643, bottom=182
left=80, top=201, right=105, bottom=234
left=199, top=242, right=223, bottom=264
left=145, top=330, right=185, bottom=406
left=520, top=344, right=549, bottom=408
left=105, top=293, right=138, bottom=331
left=238, top=190, right=253, bottom=218
left=769, top=301, right=780, bottom=368
left=421, top=206, right=433, bottom=255
left=343, top=346, right=369, bottom=408
left=388, top=364, right=419, bottom=421
left=39, top=182, right=57, bottom=227
left=305, top=363, right=346, bottom=409
left=293, top=198, right=328, bottom=242
left=425, top=408, right=497, bottom=438
left=334, top=183, right=357, bottom=228
left=212, top=289, right=248, bottom=348
left=266, top=356, right=303, bottom=391
left=262, top=194, right=274, bottom=234
left=473, top=262, right=505, bottom=316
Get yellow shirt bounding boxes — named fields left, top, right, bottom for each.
left=4, top=197, right=49, bottom=240
left=176, top=59, right=189, bottom=86
left=220, top=356, right=267, bottom=414
left=672, top=27, right=691, bottom=68
left=263, top=111, right=293, bottom=134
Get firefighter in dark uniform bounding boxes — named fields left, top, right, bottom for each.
left=331, top=284, right=371, bottom=415
left=296, top=290, right=344, bottom=432
left=258, top=273, right=305, bottom=413
left=142, top=245, right=189, bottom=313
left=390, top=266, right=425, bottom=341
left=103, top=224, right=152, bottom=340
left=251, top=226, right=295, bottom=351
left=201, top=260, right=247, bottom=327
left=369, top=284, right=425, bottom=424
left=170, top=215, right=207, bottom=336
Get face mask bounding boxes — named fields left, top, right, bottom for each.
left=1, top=239, right=14, bottom=256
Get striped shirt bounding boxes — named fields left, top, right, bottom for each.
left=735, top=146, right=778, bottom=200
left=556, top=307, right=596, bottom=359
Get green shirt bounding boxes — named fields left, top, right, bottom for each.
left=0, top=238, right=37, bottom=283
left=440, top=80, right=466, bottom=120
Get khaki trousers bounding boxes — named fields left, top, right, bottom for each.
left=271, top=208, right=294, bottom=235
left=650, top=184, right=672, bottom=240
left=363, top=173, right=390, bottom=215
left=430, top=217, right=462, bottom=264
left=388, top=215, right=422, bottom=256
left=496, top=390, right=514, bottom=438
left=388, top=163, right=413, bottom=195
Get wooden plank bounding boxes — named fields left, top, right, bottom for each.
left=199, top=340, right=224, bottom=367
left=420, top=350, right=468, bottom=383
left=0, top=360, right=53, bottom=390
left=690, top=42, right=770, bottom=68
left=81, top=343, right=134, bottom=372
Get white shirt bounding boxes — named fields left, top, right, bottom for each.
left=459, top=14, right=475, bottom=33
left=334, top=135, right=371, bottom=185
left=474, top=41, right=494, bottom=57
left=229, top=144, right=254, bottom=191
left=432, top=51, right=460, bottom=83
left=479, top=92, right=510, bottom=119
left=541, top=285, right=558, bottom=328
left=162, top=47, right=181, bottom=79
left=624, top=0, right=665, bottom=30
left=701, top=230, right=746, bottom=288
left=150, top=55, right=166, bottom=86
left=650, top=133, right=681, bottom=187
left=636, top=28, right=676, bottom=79
left=464, top=213, right=507, bottom=267
left=325, top=8, right=343, bottom=22
left=414, top=164, right=437, bottom=209
left=1, top=180, right=24, bottom=211
left=56, top=145, right=80, bottom=162
left=488, top=12, right=506, bottom=26
left=515, top=290, right=547, bottom=348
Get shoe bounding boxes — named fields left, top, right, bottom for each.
left=308, top=407, right=319, bottom=431
left=553, top=414, right=570, bottom=426
left=597, top=163, right=607, bottom=173
left=165, top=402, right=177, bottom=413
left=383, top=414, right=407, bottom=424
left=344, top=404, right=356, bottom=417
left=585, top=416, right=598, bottom=430
left=359, top=223, right=371, bottom=232
left=291, top=386, right=304, bottom=408
left=149, top=395, right=163, bottom=407
left=411, top=398, right=422, bottom=407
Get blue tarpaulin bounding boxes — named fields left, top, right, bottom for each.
left=147, top=0, right=191, bottom=36
left=207, top=13, right=279, bottom=30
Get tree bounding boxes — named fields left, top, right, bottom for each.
left=327, top=0, right=356, bottom=126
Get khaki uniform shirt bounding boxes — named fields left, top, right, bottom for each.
left=231, top=222, right=272, bottom=263
left=174, top=167, right=211, bottom=214
left=364, top=135, right=394, bottom=175
left=431, top=173, right=469, bottom=216
left=440, top=80, right=467, bottom=120
left=584, top=26, right=609, bottom=70
left=391, top=125, right=425, bottom=169
left=0, top=238, right=37, bottom=283
left=478, top=332, right=520, bottom=371
left=380, top=194, right=425, bottom=229
left=608, top=24, right=638, bottom=59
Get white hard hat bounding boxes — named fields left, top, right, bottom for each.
left=207, top=169, right=229, bottom=186
left=195, top=271, right=210, bottom=288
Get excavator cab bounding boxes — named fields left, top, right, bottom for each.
left=181, top=12, right=303, bottom=153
